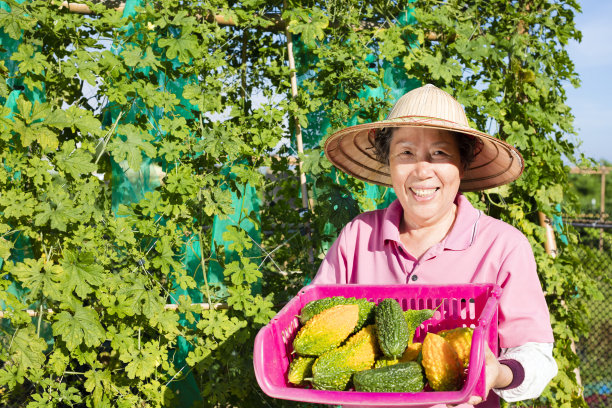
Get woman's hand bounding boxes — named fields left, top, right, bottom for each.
left=465, top=345, right=513, bottom=406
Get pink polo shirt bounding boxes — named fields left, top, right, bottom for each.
left=312, top=194, right=554, bottom=347
left=311, top=194, right=554, bottom=407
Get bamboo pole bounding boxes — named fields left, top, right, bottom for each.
left=285, top=30, right=312, bottom=213
left=283, top=4, right=316, bottom=267
left=538, top=211, right=558, bottom=258
left=62, top=1, right=125, bottom=14
left=60, top=1, right=441, bottom=39
left=0, top=302, right=230, bottom=318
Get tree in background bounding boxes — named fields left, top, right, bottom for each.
left=568, top=160, right=611, bottom=219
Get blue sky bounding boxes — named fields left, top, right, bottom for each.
left=565, top=0, right=612, bottom=163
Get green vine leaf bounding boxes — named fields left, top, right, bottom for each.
left=6, top=326, right=47, bottom=372
left=52, top=305, right=106, bottom=351
left=61, top=250, right=105, bottom=298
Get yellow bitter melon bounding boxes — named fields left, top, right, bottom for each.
left=287, top=356, right=316, bottom=385
left=311, top=324, right=378, bottom=390
left=439, top=327, right=473, bottom=369
left=400, top=341, right=422, bottom=362
left=421, top=332, right=463, bottom=391
left=293, top=304, right=359, bottom=356
left=298, top=296, right=376, bottom=333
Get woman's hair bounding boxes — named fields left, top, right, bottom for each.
left=372, top=127, right=480, bottom=171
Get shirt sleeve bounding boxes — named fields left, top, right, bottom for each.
left=493, top=342, right=558, bottom=402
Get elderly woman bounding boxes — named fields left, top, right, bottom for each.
left=311, top=85, right=557, bottom=408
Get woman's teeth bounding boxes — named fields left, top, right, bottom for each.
left=411, top=188, right=438, bottom=197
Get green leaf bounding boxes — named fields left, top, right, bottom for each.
left=10, top=44, right=47, bottom=75
left=55, top=140, right=97, bottom=179
left=284, top=8, right=329, bottom=48
left=221, top=226, right=252, bottom=254
left=149, top=309, right=181, bottom=337
left=84, top=369, right=112, bottom=403
left=124, top=340, right=164, bottom=380
left=64, top=106, right=102, bottom=136
left=34, top=199, right=82, bottom=232
left=225, top=260, right=261, bottom=286
left=0, top=236, right=14, bottom=260
left=107, top=124, right=156, bottom=170
left=158, top=33, right=199, bottom=64
left=115, top=277, right=163, bottom=318
left=8, top=326, right=47, bottom=370
left=61, top=250, right=105, bottom=298
left=52, top=306, right=106, bottom=351
left=151, top=235, right=180, bottom=275
left=9, top=258, right=62, bottom=299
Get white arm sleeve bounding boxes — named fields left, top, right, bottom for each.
left=493, top=342, right=558, bottom=402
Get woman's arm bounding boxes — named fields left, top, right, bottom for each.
left=493, top=342, right=558, bottom=401
left=467, top=342, right=557, bottom=406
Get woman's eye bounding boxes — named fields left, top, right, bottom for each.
left=433, top=150, right=448, bottom=156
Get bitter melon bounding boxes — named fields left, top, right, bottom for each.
left=374, top=342, right=422, bottom=368
left=375, top=298, right=409, bottom=359
left=311, top=324, right=378, bottom=390
left=287, top=356, right=315, bottom=385
left=421, top=332, right=463, bottom=391
left=293, top=304, right=359, bottom=356
left=298, top=296, right=375, bottom=333
left=400, top=341, right=422, bottom=362
left=439, top=327, right=473, bottom=369
left=353, top=361, right=425, bottom=393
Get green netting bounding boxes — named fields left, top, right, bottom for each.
left=104, top=1, right=261, bottom=405
left=291, top=8, right=419, bottom=266
left=293, top=8, right=420, bottom=213
left=0, top=0, right=41, bottom=304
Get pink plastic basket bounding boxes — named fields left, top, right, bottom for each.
left=254, top=284, right=501, bottom=407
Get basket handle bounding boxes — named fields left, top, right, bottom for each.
left=471, top=293, right=500, bottom=399
left=469, top=326, right=487, bottom=399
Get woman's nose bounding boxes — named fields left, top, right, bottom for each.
left=414, top=158, right=433, bottom=178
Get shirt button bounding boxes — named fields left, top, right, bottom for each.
left=411, top=275, right=418, bottom=281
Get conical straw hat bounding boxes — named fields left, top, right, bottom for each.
left=324, top=84, right=524, bottom=192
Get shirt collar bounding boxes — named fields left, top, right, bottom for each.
left=382, top=194, right=481, bottom=251
left=442, top=194, right=481, bottom=250
left=382, top=199, right=404, bottom=244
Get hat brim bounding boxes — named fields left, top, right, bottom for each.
left=324, top=116, right=524, bottom=192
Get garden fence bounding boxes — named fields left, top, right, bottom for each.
left=574, top=228, right=611, bottom=408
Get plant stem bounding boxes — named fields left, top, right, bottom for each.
left=95, top=110, right=124, bottom=165
left=198, top=231, right=213, bottom=308
left=37, top=302, right=43, bottom=337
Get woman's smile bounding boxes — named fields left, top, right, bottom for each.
left=388, top=127, right=463, bottom=230
left=410, top=187, right=440, bottom=199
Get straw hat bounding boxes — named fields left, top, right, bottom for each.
left=324, top=84, right=524, bottom=192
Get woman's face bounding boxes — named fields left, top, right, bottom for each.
left=388, top=127, right=463, bottom=229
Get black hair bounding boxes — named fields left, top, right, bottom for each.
left=372, top=127, right=480, bottom=171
